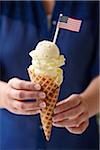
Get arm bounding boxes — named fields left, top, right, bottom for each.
left=81, top=76, right=100, bottom=117
left=53, top=76, right=99, bottom=134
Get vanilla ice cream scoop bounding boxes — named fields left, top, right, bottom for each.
left=30, top=40, right=59, bottom=59
left=29, top=40, right=65, bottom=86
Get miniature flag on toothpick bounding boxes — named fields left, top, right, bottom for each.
left=57, top=15, right=82, bottom=32
left=53, top=14, right=82, bottom=43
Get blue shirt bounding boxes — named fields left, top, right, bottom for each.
left=0, top=1, right=99, bottom=150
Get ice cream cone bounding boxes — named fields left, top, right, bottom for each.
left=28, top=40, right=65, bottom=141
left=28, top=68, right=60, bottom=141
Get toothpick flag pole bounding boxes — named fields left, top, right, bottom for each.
left=53, top=14, right=63, bottom=43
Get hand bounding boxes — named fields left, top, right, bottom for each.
left=0, top=78, right=46, bottom=115
left=53, top=94, right=89, bottom=134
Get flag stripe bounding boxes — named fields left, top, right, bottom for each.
left=58, top=17, right=82, bottom=32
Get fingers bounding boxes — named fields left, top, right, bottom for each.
left=7, top=99, right=46, bottom=115
left=52, top=94, right=89, bottom=134
left=8, top=78, right=41, bottom=91
left=7, top=88, right=46, bottom=100
left=53, top=112, right=89, bottom=128
left=65, top=120, right=89, bottom=134
left=53, top=101, right=85, bottom=122
left=7, top=107, right=41, bottom=115
left=13, top=100, right=46, bottom=111
left=54, top=94, right=81, bottom=114
left=5, top=78, right=47, bottom=115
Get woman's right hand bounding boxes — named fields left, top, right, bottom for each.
left=0, top=78, right=46, bottom=115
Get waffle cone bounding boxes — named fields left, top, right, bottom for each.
left=28, top=68, right=60, bottom=141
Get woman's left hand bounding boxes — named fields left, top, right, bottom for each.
left=53, top=94, right=89, bottom=134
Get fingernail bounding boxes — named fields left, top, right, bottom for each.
left=52, top=122, right=57, bottom=126
left=52, top=117, right=55, bottom=122
left=54, top=108, right=57, bottom=114
left=38, top=110, right=41, bottom=113
left=34, top=84, right=41, bottom=90
left=39, top=102, right=46, bottom=108
left=76, top=124, right=79, bottom=127
left=39, top=92, right=46, bottom=99
left=52, top=122, right=55, bottom=126
left=52, top=116, right=57, bottom=122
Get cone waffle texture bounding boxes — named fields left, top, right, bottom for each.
left=28, top=68, right=60, bottom=141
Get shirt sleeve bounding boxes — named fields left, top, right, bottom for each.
left=90, top=38, right=99, bottom=80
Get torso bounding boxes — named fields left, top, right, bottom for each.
left=0, top=1, right=99, bottom=149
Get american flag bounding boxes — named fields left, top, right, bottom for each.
left=57, top=15, right=82, bottom=32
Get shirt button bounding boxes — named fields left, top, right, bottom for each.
left=52, top=20, right=56, bottom=25
left=39, top=125, right=43, bottom=130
